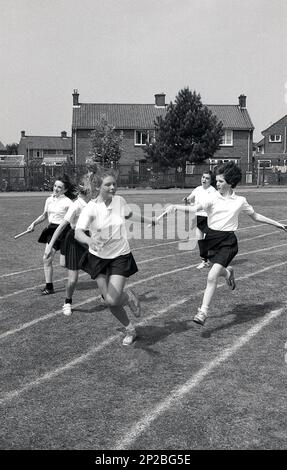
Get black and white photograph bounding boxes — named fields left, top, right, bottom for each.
left=1, top=0, right=287, bottom=458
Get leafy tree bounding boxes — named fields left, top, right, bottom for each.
left=144, top=87, right=223, bottom=170
left=87, top=115, right=123, bottom=169
left=6, top=143, right=19, bottom=155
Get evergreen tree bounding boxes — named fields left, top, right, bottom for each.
left=144, top=87, right=223, bottom=170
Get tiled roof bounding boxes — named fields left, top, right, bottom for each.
left=72, top=104, right=167, bottom=130
left=262, top=114, right=287, bottom=133
left=72, top=103, right=254, bottom=131
left=19, top=136, right=72, bottom=150
left=256, top=138, right=265, bottom=146
left=207, top=105, right=254, bottom=130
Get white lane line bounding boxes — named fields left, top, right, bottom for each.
left=114, top=305, right=286, bottom=450
left=0, top=252, right=190, bottom=300
left=2, top=219, right=286, bottom=279
left=0, top=260, right=286, bottom=405
left=1, top=239, right=287, bottom=300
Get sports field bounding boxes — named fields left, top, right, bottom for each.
left=1, top=188, right=287, bottom=450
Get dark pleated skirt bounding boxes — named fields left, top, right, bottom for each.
left=62, top=228, right=88, bottom=271
left=79, top=251, right=138, bottom=279
left=198, top=228, right=238, bottom=268
left=196, top=215, right=208, bottom=234
left=38, top=223, right=70, bottom=251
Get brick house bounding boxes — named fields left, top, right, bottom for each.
left=18, top=130, right=73, bottom=166
left=255, top=115, right=287, bottom=167
left=72, top=90, right=254, bottom=175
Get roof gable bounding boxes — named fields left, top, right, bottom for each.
left=262, top=114, right=287, bottom=134
left=72, top=102, right=254, bottom=131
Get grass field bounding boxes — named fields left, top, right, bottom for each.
left=1, top=188, right=287, bottom=451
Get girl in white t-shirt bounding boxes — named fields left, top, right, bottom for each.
left=75, top=167, right=157, bottom=346
left=27, top=176, right=76, bottom=295
left=44, top=174, right=93, bottom=315
left=164, top=162, right=287, bottom=326
left=183, top=170, right=217, bottom=269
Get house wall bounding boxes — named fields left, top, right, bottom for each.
left=263, top=118, right=287, bottom=154
left=214, top=130, right=252, bottom=166
left=73, top=128, right=253, bottom=167
left=73, top=129, right=146, bottom=165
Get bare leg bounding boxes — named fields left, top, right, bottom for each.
left=66, top=270, right=79, bottom=299
left=201, top=263, right=225, bottom=306
left=43, top=245, right=56, bottom=283
left=96, top=274, right=132, bottom=327
left=194, top=263, right=233, bottom=325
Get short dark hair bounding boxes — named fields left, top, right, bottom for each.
left=202, top=170, right=216, bottom=188
left=216, top=162, right=242, bottom=188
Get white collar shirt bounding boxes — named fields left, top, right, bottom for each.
left=64, top=197, right=87, bottom=229
left=44, top=194, right=73, bottom=224
left=76, top=195, right=131, bottom=259
left=201, top=191, right=255, bottom=231
left=192, top=185, right=217, bottom=217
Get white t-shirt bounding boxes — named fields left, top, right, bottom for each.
left=76, top=195, right=131, bottom=259
left=191, top=185, right=217, bottom=217
left=200, top=191, right=255, bottom=231
left=64, top=197, right=87, bottom=229
left=44, top=194, right=73, bottom=224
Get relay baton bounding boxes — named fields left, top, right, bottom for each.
left=14, top=229, right=32, bottom=240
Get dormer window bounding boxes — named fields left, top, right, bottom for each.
left=269, top=134, right=281, bottom=142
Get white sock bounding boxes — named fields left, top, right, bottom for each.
left=126, top=322, right=135, bottom=333
left=200, top=305, right=209, bottom=315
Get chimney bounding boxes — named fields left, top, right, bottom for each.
left=61, top=131, right=67, bottom=138
left=21, top=130, right=26, bottom=138
left=238, top=94, right=246, bottom=109
left=73, top=89, right=79, bottom=106
left=154, top=93, right=166, bottom=107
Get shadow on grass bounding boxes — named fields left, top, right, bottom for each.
left=132, top=319, right=193, bottom=354
left=201, top=301, right=283, bottom=338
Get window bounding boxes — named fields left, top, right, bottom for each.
left=220, top=130, right=233, bottom=146
left=258, top=159, right=271, bottom=168
left=135, top=130, right=149, bottom=146
left=269, top=134, right=281, bottom=142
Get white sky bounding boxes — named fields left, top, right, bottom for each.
left=1, top=0, right=287, bottom=145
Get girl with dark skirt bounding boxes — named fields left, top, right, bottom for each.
left=183, top=170, right=217, bottom=269
left=164, top=161, right=287, bottom=326
left=44, top=174, right=93, bottom=315
left=27, top=176, right=76, bottom=295
left=75, top=166, right=157, bottom=346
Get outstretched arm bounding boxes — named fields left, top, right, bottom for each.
left=165, top=203, right=203, bottom=214
left=125, top=211, right=158, bottom=226
left=249, top=211, right=287, bottom=230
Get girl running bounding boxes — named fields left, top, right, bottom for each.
left=75, top=166, right=157, bottom=346
left=164, top=161, right=287, bottom=325
left=27, top=176, right=76, bottom=295
left=44, top=174, right=93, bottom=315
left=183, top=170, right=217, bottom=269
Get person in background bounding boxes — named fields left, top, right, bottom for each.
left=27, top=175, right=76, bottom=295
